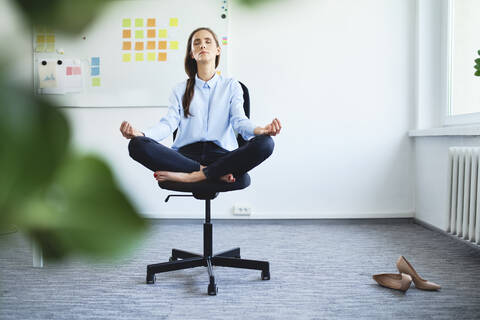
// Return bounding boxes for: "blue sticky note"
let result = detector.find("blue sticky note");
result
[91,67,100,76]
[91,57,100,66]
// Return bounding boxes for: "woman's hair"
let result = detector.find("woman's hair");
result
[182,27,220,117]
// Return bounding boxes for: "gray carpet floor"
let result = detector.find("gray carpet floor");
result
[1,219,480,320]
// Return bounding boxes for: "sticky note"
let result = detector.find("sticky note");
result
[92,77,101,87]
[147,29,156,38]
[158,41,167,50]
[147,52,156,61]
[122,41,132,50]
[135,42,144,50]
[135,53,144,61]
[73,66,82,75]
[36,35,45,43]
[158,29,167,38]
[122,19,131,28]
[170,41,178,50]
[35,44,46,52]
[147,18,156,27]
[135,30,144,39]
[158,52,167,61]
[91,67,100,76]
[147,41,155,50]
[135,18,143,27]
[91,57,100,66]
[46,43,55,52]
[123,29,131,38]
[169,18,178,27]
[46,35,55,43]
[66,67,73,75]
[122,53,131,62]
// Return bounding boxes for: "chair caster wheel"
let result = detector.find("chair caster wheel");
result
[208,283,218,296]
[169,256,177,262]
[146,274,156,284]
[261,270,270,280]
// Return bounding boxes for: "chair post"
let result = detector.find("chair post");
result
[204,199,213,258]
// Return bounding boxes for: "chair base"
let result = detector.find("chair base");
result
[146,247,270,296]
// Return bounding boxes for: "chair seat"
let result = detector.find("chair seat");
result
[158,174,251,200]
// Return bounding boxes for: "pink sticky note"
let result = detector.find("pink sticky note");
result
[73,66,81,75]
[66,67,73,75]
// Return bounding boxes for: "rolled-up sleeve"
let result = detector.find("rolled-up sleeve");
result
[229,80,255,141]
[143,90,181,142]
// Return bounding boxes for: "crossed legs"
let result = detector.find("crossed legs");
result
[128,135,274,183]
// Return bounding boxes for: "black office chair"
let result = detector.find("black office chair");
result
[145,82,270,295]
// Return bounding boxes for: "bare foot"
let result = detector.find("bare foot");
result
[154,170,205,183]
[220,174,236,183]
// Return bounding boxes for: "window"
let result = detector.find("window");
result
[446,0,480,125]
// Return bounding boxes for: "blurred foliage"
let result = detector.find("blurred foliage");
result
[475,50,480,77]
[0,0,146,261]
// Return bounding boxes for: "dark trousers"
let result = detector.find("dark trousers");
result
[128,135,274,180]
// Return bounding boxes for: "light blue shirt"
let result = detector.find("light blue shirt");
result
[143,73,256,151]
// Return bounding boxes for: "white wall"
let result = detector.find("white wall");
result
[10,0,418,219]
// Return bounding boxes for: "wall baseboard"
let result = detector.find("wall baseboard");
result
[414,218,480,251]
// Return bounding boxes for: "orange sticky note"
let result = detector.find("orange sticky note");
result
[122,41,132,50]
[123,29,131,38]
[158,52,167,61]
[158,41,167,50]
[147,41,155,50]
[147,18,156,27]
[135,42,144,50]
[147,29,156,38]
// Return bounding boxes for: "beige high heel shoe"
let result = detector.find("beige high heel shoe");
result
[396,256,441,291]
[372,273,412,292]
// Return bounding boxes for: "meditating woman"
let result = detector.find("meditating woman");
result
[120,27,281,184]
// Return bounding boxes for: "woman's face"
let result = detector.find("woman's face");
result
[190,29,220,63]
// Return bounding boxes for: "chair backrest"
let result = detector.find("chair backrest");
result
[173,81,250,147]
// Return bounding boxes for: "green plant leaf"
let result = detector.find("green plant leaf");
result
[475,70,480,77]
[475,64,480,70]
[15,153,147,259]
[0,82,70,218]
[475,58,480,64]
[13,0,113,34]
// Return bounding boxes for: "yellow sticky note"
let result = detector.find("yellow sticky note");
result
[158,41,167,50]
[158,52,167,61]
[147,41,155,50]
[147,29,156,38]
[122,41,132,50]
[122,19,131,28]
[147,52,156,61]
[170,41,178,50]
[46,35,55,43]
[135,18,143,27]
[35,44,46,52]
[135,42,144,50]
[135,30,144,39]
[147,18,156,27]
[92,77,101,87]
[46,43,55,52]
[122,53,131,62]
[169,18,178,27]
[158,29,167,38]
[135,52,144,61]
[123,29,131,38]
[36,35,45,43]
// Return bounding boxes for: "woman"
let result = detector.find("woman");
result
[120,27,281,184]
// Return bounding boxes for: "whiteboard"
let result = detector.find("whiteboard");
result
[33,0,229,107]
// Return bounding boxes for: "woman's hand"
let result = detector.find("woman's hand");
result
[120,121,144,139]
[254,118,282,136]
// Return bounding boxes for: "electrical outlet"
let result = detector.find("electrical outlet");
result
[233,204,252,216]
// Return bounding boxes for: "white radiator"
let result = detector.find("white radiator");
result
[447,147,480,244]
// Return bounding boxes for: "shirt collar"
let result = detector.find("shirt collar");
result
[195,72,219,89]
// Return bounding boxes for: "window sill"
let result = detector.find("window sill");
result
[409,125,480,137]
